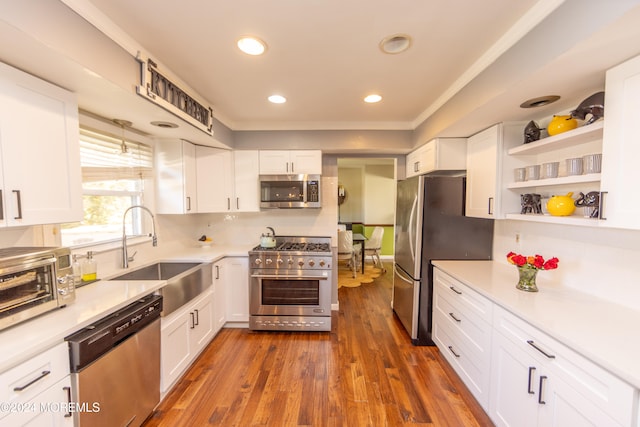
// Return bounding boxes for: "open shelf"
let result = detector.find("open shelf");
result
[505,213,600,226]
[508,121,604,156]
[507,173,601,189]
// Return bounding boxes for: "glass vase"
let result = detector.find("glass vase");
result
[516,266,538,292]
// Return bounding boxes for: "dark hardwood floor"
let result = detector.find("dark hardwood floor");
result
[143,262,494,426]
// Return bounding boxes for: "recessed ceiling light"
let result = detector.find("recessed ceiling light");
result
[364,94,382,103]
[150,121,179,128]
[520,95,561,108]
[379,34,412,54]
[268,95,287,104]
[237,37,267,55]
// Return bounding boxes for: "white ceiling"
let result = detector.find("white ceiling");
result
[85,0,542,131]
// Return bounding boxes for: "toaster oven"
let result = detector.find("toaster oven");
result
[0,247,76,331]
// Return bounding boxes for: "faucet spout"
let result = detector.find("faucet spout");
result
[122,205,158,268]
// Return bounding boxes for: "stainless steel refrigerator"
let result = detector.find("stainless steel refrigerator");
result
[393,175,494,345]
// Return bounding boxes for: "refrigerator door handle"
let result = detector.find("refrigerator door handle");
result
[408,193,419,261]
[394,264,415,284]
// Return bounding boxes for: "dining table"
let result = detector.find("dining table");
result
[352,233,366,273]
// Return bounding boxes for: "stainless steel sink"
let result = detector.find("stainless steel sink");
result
[111,262,212,316]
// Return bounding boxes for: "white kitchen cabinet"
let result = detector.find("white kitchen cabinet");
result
[432,269,493,410]
[233,151,260,212]
[160,289,214,393]
[405,138,466,178]
[195,145,234,212]
[490,304,635,427]
[0,62,82,227]
[212,261,226,334]
[0,341,72,425]
[222,257,250,324]
[465,123,522,219]
[259,150,322,175]
[600,54,640,229]
[155,139,197,214]
[0,377,74,427]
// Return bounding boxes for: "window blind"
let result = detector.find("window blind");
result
[80,128,153,181]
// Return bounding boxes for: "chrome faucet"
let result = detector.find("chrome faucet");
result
[122,205,158,268]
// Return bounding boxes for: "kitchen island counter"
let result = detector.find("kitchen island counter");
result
[432,260,640,389]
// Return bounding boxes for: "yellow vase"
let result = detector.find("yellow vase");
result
[546,192,576,216]
[547,115,578,136]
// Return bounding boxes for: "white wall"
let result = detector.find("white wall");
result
[493,220,640,310]
[363,164,395,225]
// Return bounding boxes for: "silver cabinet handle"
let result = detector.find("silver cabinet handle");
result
[447,345,460,358]
[449,286,462,295]
[63,386,72,417]
[538,375,547,404]
[12,190,22,219]
[236,197,240,210]
[448,312,461,322]
[527,340,555,359]
[186,196,191,211]
[13,370,50,391]
[527,367,536,394]
[190,312,195,329]
[215,265,220,279]
[194,309,199,326]
[599,191,608,220]
[488,197,494,215]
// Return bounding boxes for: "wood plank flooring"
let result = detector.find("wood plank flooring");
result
[143,263,494,426]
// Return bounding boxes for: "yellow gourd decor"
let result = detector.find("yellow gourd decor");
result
[547,115,578,136]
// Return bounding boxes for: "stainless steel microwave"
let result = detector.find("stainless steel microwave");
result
[260,174,321,208]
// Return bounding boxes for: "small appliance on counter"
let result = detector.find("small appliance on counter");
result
[0,246,76,331]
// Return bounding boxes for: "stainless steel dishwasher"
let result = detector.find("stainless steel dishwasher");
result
[65,294,162,427]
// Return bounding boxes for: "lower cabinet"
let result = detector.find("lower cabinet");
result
[0,342,73,426]
[433,268,638,427]
[222,257,249,324]
[160,289,214,393]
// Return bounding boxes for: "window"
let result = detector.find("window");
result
[61,128,153,247]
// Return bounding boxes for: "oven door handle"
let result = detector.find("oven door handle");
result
[251,274,328,280]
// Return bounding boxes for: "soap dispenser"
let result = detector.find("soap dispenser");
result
[81,251,97,282]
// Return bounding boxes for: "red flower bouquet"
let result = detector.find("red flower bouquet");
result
[506,252,559,292]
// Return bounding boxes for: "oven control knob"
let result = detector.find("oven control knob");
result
[254,258,262,265]
[277,258,284,266]
[58,288,68,296]
[288,258,294,265]
[308,260,315,267]
[265,258,273,265]
[319,260,326,267]
[298,259,305,267]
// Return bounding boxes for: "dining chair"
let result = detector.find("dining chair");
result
[364,226,385,271]
[337,230,359,278]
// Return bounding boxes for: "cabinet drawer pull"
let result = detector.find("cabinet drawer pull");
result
[13,370,51,391]
[447,345,460,358]
[194,309,200,326]
[487,197,494,215]
[215,265,220,279]
[63,386,72,417]
[527,366,536,394]
[190,312,195,329]
[449,286,462,295]
[538,375,547,404]
[527,340,555,359]
[448,312,461,323]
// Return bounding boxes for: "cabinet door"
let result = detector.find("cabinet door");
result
[160,311,192,393]
[0,376,74,427]
[466,125,498,219]
[233,151,260,212]
[405,149,421,178]
[155,140,197,214]
[212,262,226,333]
[290,150,322,174]
[224,257,249,323]
[601,54,640,229]
[0,63,82,226]
[190,292,214,352]
[195,146,233,212]
[259,150,290,174]
[489,331,539,427]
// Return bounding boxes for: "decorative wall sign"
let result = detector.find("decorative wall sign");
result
[136,56,214,135]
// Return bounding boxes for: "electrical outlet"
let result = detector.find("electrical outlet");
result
[515,233,520,243]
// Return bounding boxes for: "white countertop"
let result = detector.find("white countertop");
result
[0,244,253,373]
[432,260,640,389]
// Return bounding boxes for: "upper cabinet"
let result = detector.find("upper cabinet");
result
[259,150,322,175]
[466,123,522,219]
[195,146,233,212]
[599,54,640,230]
[405,138,466,178]
[0,62,82,227]
[155,140,198,214]
[233,151,260,212]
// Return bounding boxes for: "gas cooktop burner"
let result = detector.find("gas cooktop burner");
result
[250,236,332,254]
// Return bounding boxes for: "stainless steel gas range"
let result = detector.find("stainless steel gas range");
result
[249,236,332,331]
